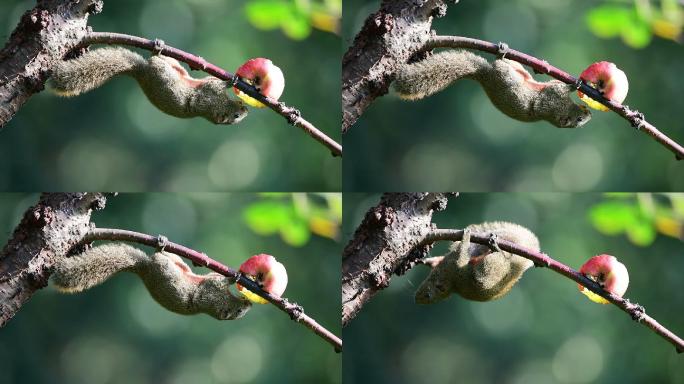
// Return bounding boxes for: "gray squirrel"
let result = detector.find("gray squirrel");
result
[415,221,540,304]
[49,47,248,125]
[52,243,251,320]
[394,50,592,128]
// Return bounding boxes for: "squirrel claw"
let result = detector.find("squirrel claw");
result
[496,42,509,58]
[156,235,168,251]
[152,39,166,55]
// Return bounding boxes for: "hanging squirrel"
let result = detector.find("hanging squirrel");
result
[394,50,592,128]
[49,47,248,125]
[415,221,540,304]
[51,243,252,320]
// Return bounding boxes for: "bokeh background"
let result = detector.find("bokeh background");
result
[0,0,341,191]
[343,0,684,191]
[343,193,684,384]
[0,193,342,384]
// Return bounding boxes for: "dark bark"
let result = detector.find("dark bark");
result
[0,0,103,128]
[341,0,457,132]
[341,192,456,326]
[0,193,107,326]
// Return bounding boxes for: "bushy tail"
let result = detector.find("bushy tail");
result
[394,50,489,100]
[52,243,147,293]
[49,47,146,97]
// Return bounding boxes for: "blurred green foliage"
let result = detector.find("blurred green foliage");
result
[343,193,684,384]
[0,0,341,191]
[343,0,684,191]
[245,0,341,40]
[0,193,341,384]
[243,192,342,246]
[586,0,683,48]
[589,193,684,246]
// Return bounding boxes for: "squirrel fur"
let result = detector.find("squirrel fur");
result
[394,50,591,128]
[415,221,540,304]
[49,47,248,125]
[52,243,251,320]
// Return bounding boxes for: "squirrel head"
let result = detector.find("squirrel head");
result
[195,273,252,320]
[192,79,249,125]
[538,82,592,128]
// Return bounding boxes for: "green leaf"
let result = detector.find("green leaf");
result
[242,201,290,235]
[245,0,291,30]
[588,202,638,235]
[621,13,653,48]
[626,219,657,246]
[281,9,311,40]
[280,216,311,246]
[586,5,631,38]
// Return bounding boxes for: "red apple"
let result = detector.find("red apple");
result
[237,254,288,304]
[233,58,285,108]
[577,61,629,111]
[577,254,629,304]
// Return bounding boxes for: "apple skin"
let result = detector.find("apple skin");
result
[237,254,288,304]
[577,61,629,111]
[233,58,285,108]
[577,254,629,304]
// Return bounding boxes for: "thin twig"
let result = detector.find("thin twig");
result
[83,228,342,352]
[425,36,684,160]
[420,228,684,353]
[79,32,342,157]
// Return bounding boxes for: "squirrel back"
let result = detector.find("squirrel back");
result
[394,50,591,128]
[415,221,539,304]
[51,243,251,320]
[49,47,248,125]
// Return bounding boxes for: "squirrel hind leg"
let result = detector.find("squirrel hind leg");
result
[394,50,487,100]
[49,47,146,97]
[51,244,146,293]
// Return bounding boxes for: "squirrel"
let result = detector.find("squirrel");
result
[49,47,248,125]
[394,50,592,128]
[415,221,540,304]
[51,243,252,320]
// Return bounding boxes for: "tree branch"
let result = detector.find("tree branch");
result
[341,0,458,133]
[420,228,684,353]
[425,35,684,160]
[341,192,457,326]
[80,32,342,157]
[0,193,108,326]
[0,0,103,127]
[83,228,342,352]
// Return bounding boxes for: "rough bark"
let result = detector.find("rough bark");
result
[341,192,457,326]
[0,193,107,326]
[341,0,458,133]
[0,0,103,128]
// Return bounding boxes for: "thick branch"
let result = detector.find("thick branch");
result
[0,0,102,127]
[0,193,107,326]
[80,32,342,157]
[421,228,684,353]
[341,192,457,326]
[84,228,342,352]
[425,36,684,160]
[341,0,458,133]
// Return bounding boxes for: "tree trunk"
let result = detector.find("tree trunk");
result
[341,0,458,132]
[0,193,107,326]
[341,192,456,326]
[0,0,103,128]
